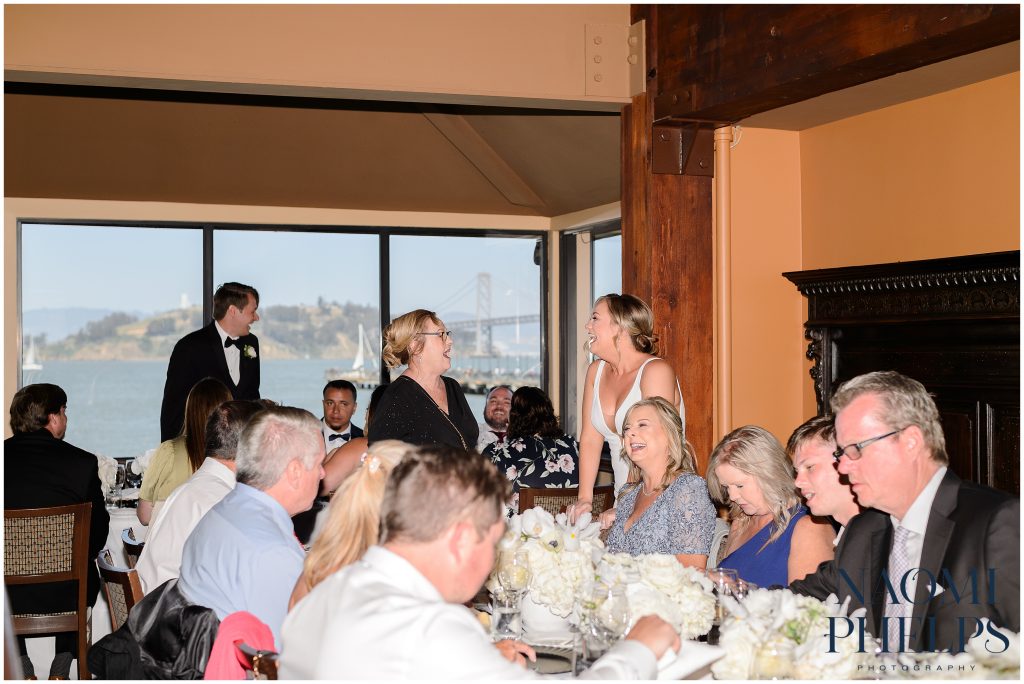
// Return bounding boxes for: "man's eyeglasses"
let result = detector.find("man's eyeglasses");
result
[832,427,906,462]
[418,330,454,341]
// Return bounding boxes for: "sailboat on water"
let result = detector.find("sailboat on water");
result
[22,337,43,372]
[324,324,380,386]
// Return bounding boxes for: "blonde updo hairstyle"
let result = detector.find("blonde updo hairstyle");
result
[589,294,659,356]
[297,440,415,595]
[706,425,800,549]
[621,397,696,493]
[381,309,444,370]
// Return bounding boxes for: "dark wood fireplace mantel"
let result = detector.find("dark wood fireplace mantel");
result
[784,251,1020,494]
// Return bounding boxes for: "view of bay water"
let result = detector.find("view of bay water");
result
[25,359,506,459]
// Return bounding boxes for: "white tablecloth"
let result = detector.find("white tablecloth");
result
[23,507,146,679]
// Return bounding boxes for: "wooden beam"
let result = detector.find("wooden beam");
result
[622,92,715,474]
[652,4,1021,124]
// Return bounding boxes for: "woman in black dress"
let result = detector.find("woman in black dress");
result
[367,309,479,449]
[484,386,579,517]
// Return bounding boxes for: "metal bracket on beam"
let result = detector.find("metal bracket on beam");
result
[651,123,715,176]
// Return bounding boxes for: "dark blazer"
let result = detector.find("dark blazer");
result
[4,430,110,612]
[160,322,260,441]
[790,469,1019,653]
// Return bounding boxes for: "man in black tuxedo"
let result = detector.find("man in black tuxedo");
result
[790,371,1019,654]
[160,282,261,441]
[4,383,110,679]
[320,379,363,446]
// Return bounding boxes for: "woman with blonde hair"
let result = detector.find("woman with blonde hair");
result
[138,377,232,525]
[603,398,715,569]
[289,439,414,609]
[366,309,478,449]
[569,293,683,524]
[707,425,835,586]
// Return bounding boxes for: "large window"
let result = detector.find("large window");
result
[20,224,203,458]
[213,229,381,419]
[389,234,544,417]
[592,232,622,298]
[19,223,544,458]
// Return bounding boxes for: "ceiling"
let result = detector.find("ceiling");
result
[4,41,1017,217]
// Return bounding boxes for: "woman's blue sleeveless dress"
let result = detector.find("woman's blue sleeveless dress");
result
[718,506,808,587]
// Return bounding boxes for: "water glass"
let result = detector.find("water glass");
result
[575,584,629,672]
[490,592,523,641]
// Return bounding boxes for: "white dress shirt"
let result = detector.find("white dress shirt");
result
[887,467,947,623]
[136,457,236,593]
[477,424,502,452]
[279,545,657,680]
[322,419,352,448]
[214,320,241,386]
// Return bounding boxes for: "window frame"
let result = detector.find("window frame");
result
[17,219,549,393]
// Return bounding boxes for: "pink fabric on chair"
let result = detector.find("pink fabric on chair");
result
[203,611,275,680]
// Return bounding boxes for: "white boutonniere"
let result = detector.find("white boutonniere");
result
[243,345,257,359]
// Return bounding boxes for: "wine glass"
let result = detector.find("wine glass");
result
[576,583,629,670]
[497,548,531,598]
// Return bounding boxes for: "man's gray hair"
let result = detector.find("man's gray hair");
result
[831,371,948,465]
[235,406,323,489]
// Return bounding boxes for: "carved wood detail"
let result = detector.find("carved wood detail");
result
[785,251,1020,495]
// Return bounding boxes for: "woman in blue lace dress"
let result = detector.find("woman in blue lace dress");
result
[604,398,716,570]
[484,386,578,518]
[707,425,835,587]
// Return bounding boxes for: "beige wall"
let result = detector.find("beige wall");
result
[727,128,806,444]
[5,4,631,109]
[728,72,1020,430]
[801,72,1020,270]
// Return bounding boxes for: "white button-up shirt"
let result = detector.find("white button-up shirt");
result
[280,545,657,679]
[214,320,241,386]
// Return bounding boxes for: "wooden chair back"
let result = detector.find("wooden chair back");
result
[518,484,615,517]
[235,641,279,680]
[121,527,144,568]
[4,502,93,680]
[96,549,144,631]
[706,517,731,570]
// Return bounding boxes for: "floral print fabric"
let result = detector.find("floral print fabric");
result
[484,434,580,518]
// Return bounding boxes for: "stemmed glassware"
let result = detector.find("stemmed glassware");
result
[491,548,531,641]
[575,583,630,672]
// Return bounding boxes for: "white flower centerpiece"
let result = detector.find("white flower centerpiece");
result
[594,553,716,641]
[712,588,879,679]
[488,506,603,641]
[96,453,119,493]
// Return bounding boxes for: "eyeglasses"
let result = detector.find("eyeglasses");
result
[417,330,454,341]
[832,427,906,462]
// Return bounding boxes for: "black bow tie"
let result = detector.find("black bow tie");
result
[224,337,244,350]
[328,433,351,443]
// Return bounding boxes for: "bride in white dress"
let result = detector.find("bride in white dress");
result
[568,293,684,525]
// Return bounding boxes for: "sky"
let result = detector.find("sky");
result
[22,223,543,319]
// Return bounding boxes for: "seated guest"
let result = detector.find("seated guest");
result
[4,383,109,679]
[178,406,325,647]
[136,400,266,593]
[138,377,232,524]
[603,398,716,570]
[367,309,478,449]
[787,415,861,543]
[289,440,413,609]
[791,371,1019,653]
[707,425,835,587]
[477,384,512,451]
[279,445,680,679]
[484,386,579,517]
[319,383,389,496]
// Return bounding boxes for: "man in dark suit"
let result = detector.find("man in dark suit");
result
[4,383,110,679]
[790,371,1019,654]
[160,282,261,441]
[320,379,363,446]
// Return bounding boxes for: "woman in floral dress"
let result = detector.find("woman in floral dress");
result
[484,386,578,518]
